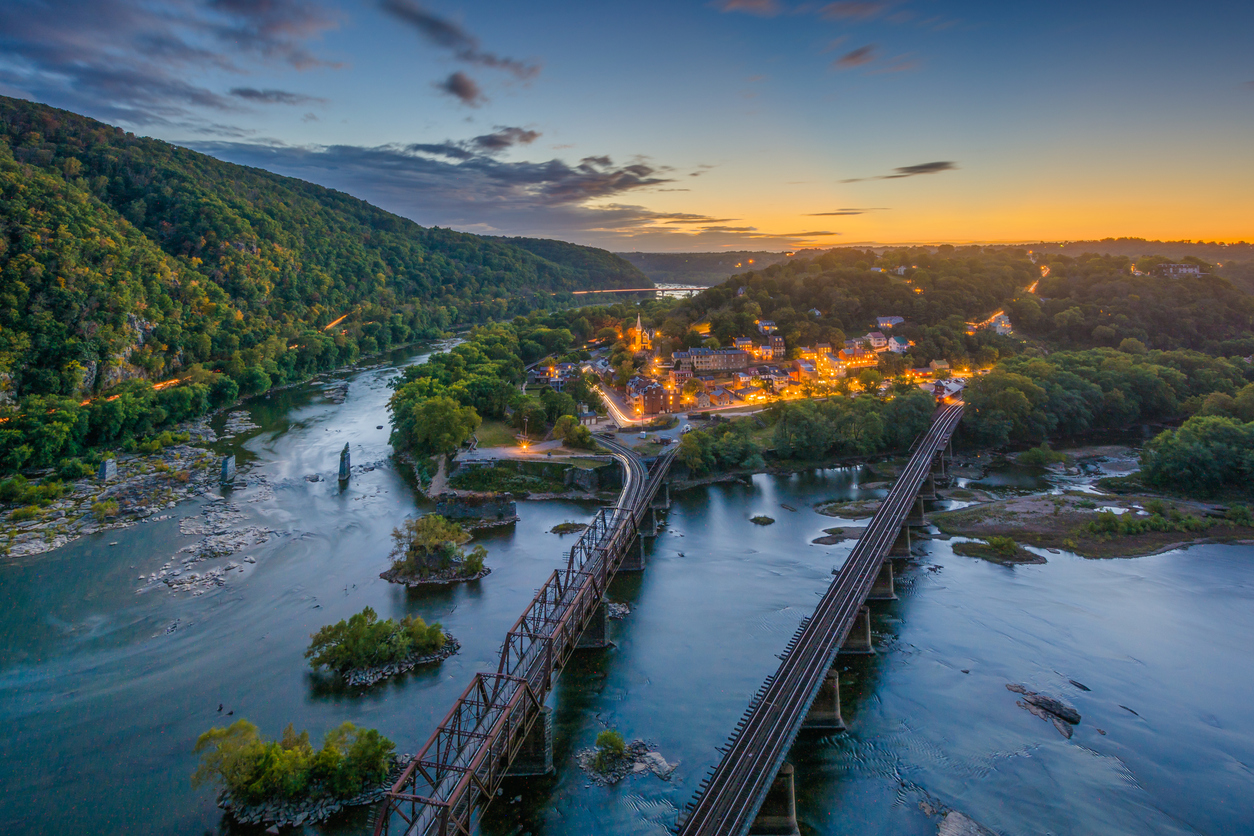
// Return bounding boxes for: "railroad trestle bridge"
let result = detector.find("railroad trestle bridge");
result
[374,437,676,836]
[375,400,962,836]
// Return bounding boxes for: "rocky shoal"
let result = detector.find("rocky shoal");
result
[219,754,413,828]
[1,440,222,559]
[379,566,492,587]
[576,739,677,786]
[341,636,461,687]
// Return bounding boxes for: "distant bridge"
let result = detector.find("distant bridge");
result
[557,286,704,297]
[677,400,965,836]
[374,438,677,836]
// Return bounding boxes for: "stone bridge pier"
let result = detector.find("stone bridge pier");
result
[748,763,800,836]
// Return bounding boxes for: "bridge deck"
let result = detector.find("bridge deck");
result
[375,440,677,836]
[677,401,965,836]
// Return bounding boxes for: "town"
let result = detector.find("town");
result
[529,310,997,425]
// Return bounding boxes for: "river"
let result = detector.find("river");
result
[1,347,1252,835]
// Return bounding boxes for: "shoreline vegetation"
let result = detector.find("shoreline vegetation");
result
[380,514,490,586]
[306,606,458,688]
[932,493,1254,559]
[193,719,400,828]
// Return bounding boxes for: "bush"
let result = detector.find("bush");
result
[10,505,41,522]
[306,606,445,673]
[750,515,775,525]
[1018,442,1068,467]
[1226,504,1254,526]
[986,535,1019,557]
[592,729,626,772]
[193,719,395,804]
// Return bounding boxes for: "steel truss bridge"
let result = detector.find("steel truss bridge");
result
[374,437,677,836]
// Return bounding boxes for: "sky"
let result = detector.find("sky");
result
[1,0,1251,252]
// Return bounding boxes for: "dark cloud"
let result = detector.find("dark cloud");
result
[380,0,540,80]
[841,161,957,182]
[435,71,485,106]
[408,126,540,158]
[229,87,327,105]
[0,0,338,129]
[193,139,832,250]
[834,45,878,69]
[806,207,889,215]
[712,0,784,16]
[470,127,540,152]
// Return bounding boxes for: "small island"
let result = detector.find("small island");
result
[750,515,775,526]
[576,729,677,785]
[380,514,490,586]
[306,606,458,687]
[193,718,405,828]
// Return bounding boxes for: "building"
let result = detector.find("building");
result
[876,316,905,329]
[864,331,889,351]
[1157,263,1202,277]
[887,336,910,353]
[791,359,817,382]
[733,337,754,351]
[929,359,951,373]
[708,387,739,407]
[838,345,877,369]
[757,320,778,335]
[673,347,751,373]
[770,335,786,355]
[668,367,693,388]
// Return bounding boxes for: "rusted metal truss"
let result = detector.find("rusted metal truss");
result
[374,448,677,836]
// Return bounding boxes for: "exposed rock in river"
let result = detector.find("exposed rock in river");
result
[1007,683,1081,738]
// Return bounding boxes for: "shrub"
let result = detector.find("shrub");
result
[1226,504,1254,526]
[592,729,626,772]
[750,515,775,525]
[986,535,1019,558]
[1018,442,1068,467]
[306,606,446,673]
[91,500,119,522]
[10,505,41,522]
[193,719,395,804]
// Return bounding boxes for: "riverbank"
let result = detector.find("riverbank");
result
[931,493,1254,558]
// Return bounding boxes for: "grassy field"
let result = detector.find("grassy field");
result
[476,420,518,449]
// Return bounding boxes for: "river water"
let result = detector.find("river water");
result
[2,348,1252,836]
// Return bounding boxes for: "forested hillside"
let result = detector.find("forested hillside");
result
[0,96,647,404]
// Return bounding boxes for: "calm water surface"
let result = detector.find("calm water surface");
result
[1,351,1251,835]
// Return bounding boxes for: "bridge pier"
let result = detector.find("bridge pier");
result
[839,605,874,655]
[576,603,610,649]
[919,471,938,500]
[620,533,647,571]
[506,706,554,776]
[867,560,896,601]
[748,763,801,836]
[906,495,926,526]
[802,668,845,732]
[889,524,911,557]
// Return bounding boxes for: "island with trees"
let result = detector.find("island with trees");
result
[306,606,457,688]
[380,514,489,586]
[193,719,402,828]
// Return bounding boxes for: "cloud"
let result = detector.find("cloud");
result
[193,138,836,250]
[435,71,485,106]
[841,161,957,182]
[820,1,896,21]
[712,0,784,16]
[409,126,540,158]
[0,0,338,129]
[469,127,541,152]
[806,207,889,215]
[380,0,540,79]
[229,87,327,105]
[868,54,920,74]
[834,45,877,69]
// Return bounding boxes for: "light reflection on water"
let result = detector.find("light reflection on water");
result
[0,353,1250,836]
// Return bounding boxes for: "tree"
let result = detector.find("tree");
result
[394,396,480,455]
[388,515,485,579]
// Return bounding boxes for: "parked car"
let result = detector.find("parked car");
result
[639,431,648,439]
[681,424,693,434]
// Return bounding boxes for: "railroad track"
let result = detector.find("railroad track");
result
[678,401,964,836]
